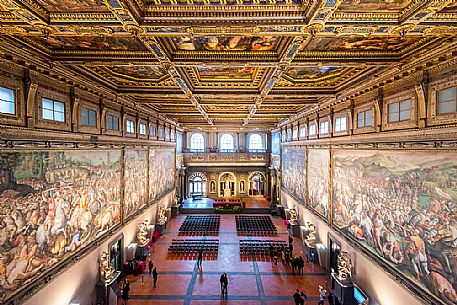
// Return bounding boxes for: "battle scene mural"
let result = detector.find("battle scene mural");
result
[333,150,457,305]
[0,150,121,303]
[281,148,306,203]
[171,36,279,51]
[124,150,148,220]
[308,149,330,219]
[149,149,174,202]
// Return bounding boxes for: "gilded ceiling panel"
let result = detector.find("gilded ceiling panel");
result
[170,36,279,52]
[284,66,344,81]
[440,2,457,13]
[197,66,256,80]
[35,0,111,12]
[337,0,410,12]
[21,35,148,52]
[303,36,421,52]
[105,65,168,81]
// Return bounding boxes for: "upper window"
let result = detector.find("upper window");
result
[80,107,97,127]
[220,134,235,151]
[309,123,316,136]
[292,127,298,139]
[334,116,347,132]
[286,129,292,141]
[0,86,15,115]
[388,99,411,123]
[190,133,205,151]
[299,126,306,138]
[437,87,456,115]
[107,114,119,131]
[140,123,147,135]
[357,109,373,128]
[42,98,65,122]
[126,119,135,133]
[249,134,263,150]
[150,125,156,137]
[320,121,329,134]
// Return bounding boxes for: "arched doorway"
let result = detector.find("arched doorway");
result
[248,172,265,196]
[188,172,207,198]
[218,172,236,198]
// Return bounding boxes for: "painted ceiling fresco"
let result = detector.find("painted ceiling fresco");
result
[337,0,410,11]
[35,0,110,12]
[24,35,148,51]
[106,66,168,81]
[171,36,279,52]
[285,67,344,80]
[197,67,256,80]
[303,36,420,52]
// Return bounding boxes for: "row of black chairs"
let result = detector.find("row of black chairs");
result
[168,239,219,257]
[235,215,277,235]
[179,215,220,235]
[239,239,287,256]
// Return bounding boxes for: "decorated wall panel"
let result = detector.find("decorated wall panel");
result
[308,149,330,220]
[0,149,121,303]
[149,149,175,202]
[281,148,306,203]
[332,149,457,305]
[124,150,148,220]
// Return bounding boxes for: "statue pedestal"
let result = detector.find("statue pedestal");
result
[304,240,318,263]
[331,273,356,305]
[156,221,167,235]
[289,222,300,237]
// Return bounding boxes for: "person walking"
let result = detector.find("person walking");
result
[327,291,335,305]
[148,259,154,276]
[292,289,304,305]
[121,279,130,305]
[220,272,228,297]
[318,285,326,305]
[197,249,203,268]
[152,267,158,288]
[298,256,305,275]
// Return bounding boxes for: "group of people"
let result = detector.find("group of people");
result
[121,259,158,304]
[293,285,336,305]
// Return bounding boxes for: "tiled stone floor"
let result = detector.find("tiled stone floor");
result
[119,214,329,305]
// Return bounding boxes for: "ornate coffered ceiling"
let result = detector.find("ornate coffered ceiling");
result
[0,0,456,129]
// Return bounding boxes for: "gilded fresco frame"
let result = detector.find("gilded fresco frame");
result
[329,146,457,305]
[0,142,176,305]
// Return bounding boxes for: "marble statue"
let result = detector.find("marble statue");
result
[288,205,298,222]
[305,222,316,247]
[337,251,352,281]
[158,204,167,224]
[99,251,115,284]
[137,219,150,247]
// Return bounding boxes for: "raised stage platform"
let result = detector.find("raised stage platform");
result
[181,197,271,214]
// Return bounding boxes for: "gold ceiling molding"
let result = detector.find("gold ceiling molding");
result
[334,26,378,37]
[186,26,261,36]
[424,25,457,35]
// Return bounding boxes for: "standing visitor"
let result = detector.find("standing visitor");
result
[197,249,203,268]
[148,259,153,276]
[220,272,228,297]
[298,256,305,275]
[318,285,326,305]
[122,279,130,305]
[152,267,158,288]
[292,289,304,305]
[327,291,335,305]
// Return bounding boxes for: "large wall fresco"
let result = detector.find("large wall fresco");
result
[0,150,121,303]
[308,149,330,219]
[149,149,175,202]
[333,150,457,305]
[281,148,306,203]
[124,150,148,220]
